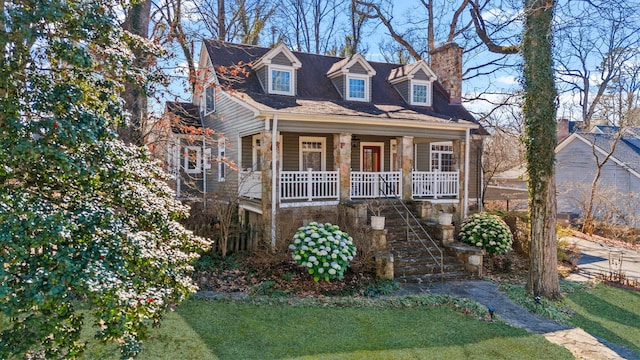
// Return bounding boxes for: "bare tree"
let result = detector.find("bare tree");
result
[554,0,640,129]
[273,0,346,54]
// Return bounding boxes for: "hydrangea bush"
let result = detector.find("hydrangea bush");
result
[289,222,356,282]
[459,213,513,254]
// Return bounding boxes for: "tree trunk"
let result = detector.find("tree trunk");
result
[121,0,151,146]
[218,0,226,40]
[522,0,560,299]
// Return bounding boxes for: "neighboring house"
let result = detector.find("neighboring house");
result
[166,40,487,242]
[556,127,640,228]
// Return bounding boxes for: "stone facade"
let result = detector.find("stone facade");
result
[429,43,463,104]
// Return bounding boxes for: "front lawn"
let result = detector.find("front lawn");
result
[565,284,640,355]
[79,296,572,360]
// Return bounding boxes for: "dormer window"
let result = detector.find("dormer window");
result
[411,80,431,106]
[270,66,293,95]
[251,44,302,96]
[347,75,368,101]
[327,54,376,102]
[388,60,437,107]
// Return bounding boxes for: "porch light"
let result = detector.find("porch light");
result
[351,135,360,148]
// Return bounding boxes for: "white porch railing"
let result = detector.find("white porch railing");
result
[239,170,262,199]
[280,170,339,201]
[350,171,401,198]
[240,170,458,202]
[412,171,459,199]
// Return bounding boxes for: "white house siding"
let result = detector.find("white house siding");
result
[203,93,262,198]
[556,139,640,224]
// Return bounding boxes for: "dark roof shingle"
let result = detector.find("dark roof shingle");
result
[203,40,486,134]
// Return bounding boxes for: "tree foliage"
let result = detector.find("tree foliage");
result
[0,0,207,358]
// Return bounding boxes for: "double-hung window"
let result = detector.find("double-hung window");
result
[347,75,368,101]
[299,136,326,171]
[184,146,202,174]
[430,142,454,172]
[411,80,431,106]
[270,66,293,95]
[204,86,215,114]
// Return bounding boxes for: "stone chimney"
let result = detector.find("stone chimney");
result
[429,43,463,105]
[557,118,569,143]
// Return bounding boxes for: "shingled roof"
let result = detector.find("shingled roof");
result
[578,132,640,175]
[203,40,486,134]
[165,101,202,134]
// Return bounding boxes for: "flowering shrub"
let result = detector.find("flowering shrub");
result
[459,213,513,254]
[289,222,356,282]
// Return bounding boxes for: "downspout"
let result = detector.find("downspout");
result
[271,114,278,248]
[203,135,207,207]
[464,128,470,218]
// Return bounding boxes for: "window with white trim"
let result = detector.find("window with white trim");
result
[217,142,225,181]
[203,147,212,170]
[411,80,432,106]
[167,140,180,176]
[347,75,369,101]
[184,146,202,174]
[269,66,294,95]
[299,136,326,171]
[430,141,454,172]
[204,86,215,114]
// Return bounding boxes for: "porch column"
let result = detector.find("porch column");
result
[400,136,414,201]
[333,133,352,202]
[260,130,273,241]
[453,138,466,223]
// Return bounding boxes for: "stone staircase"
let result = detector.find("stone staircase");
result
[372,200,477,283]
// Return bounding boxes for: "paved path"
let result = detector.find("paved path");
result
[564,236,640,282]
[394,280,638,360]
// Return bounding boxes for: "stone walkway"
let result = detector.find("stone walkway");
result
[394,280,638,360]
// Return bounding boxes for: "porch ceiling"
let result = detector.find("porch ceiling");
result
[276,119,469,139]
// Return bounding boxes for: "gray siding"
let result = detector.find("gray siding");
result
[556,139,640,218]
[272,52,292,66]
[241,136,253,170]
[202,93,262,198]
[468,138,483,201]
[415,143,430,171]
[413,69,430,81]
[331,76,345,98]
[257,67,267,92]
[350,62,368,74]
[394,81,409,103]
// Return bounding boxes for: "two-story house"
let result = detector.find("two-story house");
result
[166,40,486,246]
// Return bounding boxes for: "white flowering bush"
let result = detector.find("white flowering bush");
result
[459,213,513,255]
[289,222,356,282]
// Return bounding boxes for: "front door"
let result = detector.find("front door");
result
[362,145,381,172]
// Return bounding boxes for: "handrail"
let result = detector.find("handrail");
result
[377,175,444,280]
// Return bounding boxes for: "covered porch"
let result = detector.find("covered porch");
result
[238,128,470,210]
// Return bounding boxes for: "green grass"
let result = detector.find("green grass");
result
[564,284,640,355]
[78,296,571,360]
